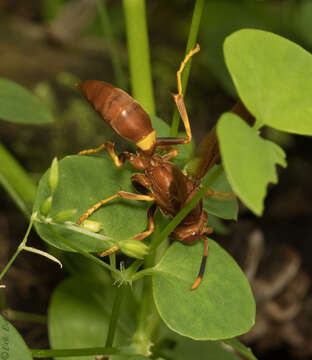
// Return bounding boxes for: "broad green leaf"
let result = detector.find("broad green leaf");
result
[49,276,137,360]
[206,214,228,235]
[203,166,238,220]
[153,240,255,340]
[169,338,240,360]
[0,78,54,124]
[33,155,149,251]
[0,315,32,360]
[155,326,240,360]
[224,29,312,134]
[217,112,286,215]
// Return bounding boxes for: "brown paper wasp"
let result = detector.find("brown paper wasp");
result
[77,45,253,290]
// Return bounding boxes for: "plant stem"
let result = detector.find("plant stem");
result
[0,142,36,218]
[131,266,154,282]
[97,0,127,90]
[0,219,33,282]
[4,309,47,324]
[105,286,126,349]
[131,231,161,355]
[123,0,155,114]
[0,248,21,283]
[47,224,120,275]
[170,0,206,137]
[224,338,257,360]
[152,165,222,250]
[31,346,135,358]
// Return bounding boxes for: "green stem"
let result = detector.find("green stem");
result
[31,346,135,359]
[170,0,206,137]
[224,338,257,360]
[0,248,21,283]
[105,286,126,349]
[131,266,155,282]
[0,142,36,217]
[131,231,161,355]
[97,0,127,89]
[130,168,222,354]
[123,0,155,114]
[152,165,222,250]
[0,219,33,282]
[4,309,47,324]
[47,224,120,275]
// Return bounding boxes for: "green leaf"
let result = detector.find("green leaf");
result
[156,325,240,360]
[203,166,238,220]
[33,155,149,252]
[169,338,240,360]
[49,276,137,360]
[0,78,54,124]
[217,112,286,215]
[0,315,32,360]
[206,214,228,235]
[153,240,255,340]
[224,29,312,134]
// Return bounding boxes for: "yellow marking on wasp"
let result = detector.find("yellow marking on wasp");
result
[136,130,156,151]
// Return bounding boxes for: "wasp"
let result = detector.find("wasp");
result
[77,45,253,290]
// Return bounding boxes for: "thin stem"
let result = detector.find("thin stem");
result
[97,0,127,89]
[152,165,222,251]
[123,0,155,114]
[4,309,47,324]
[131,267,155,282]
[105,286,126,349]
[31,346,135,359]
[131,231,161,355]
[0,248,22,283]
[0,220,33,282]
[109,253,116,275]
[35,217,114,245]
[170,0,206,137]
[0,142,36,218]
[224,338,257,360]
[22,246,62,268]
[47,224,120,275]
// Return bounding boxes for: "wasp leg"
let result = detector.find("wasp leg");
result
[78,190,154,224]
[99,203,157,257]
[206,189,236,200]
[204,226,214,235]
[191,235,209,291]
[78,141,131,168]
[156,45,200,148]
[161,149,179,161]
[131,173,151,194]
[132,203,157,240]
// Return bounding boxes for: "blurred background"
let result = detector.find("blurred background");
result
[1,0,312,359]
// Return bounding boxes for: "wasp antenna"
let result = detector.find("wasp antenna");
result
[191,236,209,290]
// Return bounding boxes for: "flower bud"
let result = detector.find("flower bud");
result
[80,219,102,233]
[53,209,77,223]
[119,239,149,259]
[49,157,59,195]
[40,196,53,216]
